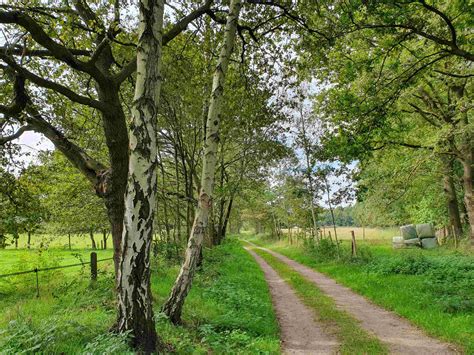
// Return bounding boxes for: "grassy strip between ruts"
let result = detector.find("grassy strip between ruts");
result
[0,238,280,354]
[250,246,388,355]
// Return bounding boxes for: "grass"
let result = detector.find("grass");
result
[281,226,399,241]
[249,235,474,354]
[250,246,388,355]
[0,238,280,354]
[2,232,111,250]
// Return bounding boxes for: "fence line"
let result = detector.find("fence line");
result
[0,253,114,297]
[0,257,114,279]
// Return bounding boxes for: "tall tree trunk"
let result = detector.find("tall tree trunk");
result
[324,177,339,248]
[157,149,172,258]
[27,231,31,249]
[162,0,242,324]
[89,229,97,250]
[102,230,108,250]
[299,112,319,240]
[116,0,164,352]
[220,197,234,241]
[461,152,474,244]
[441,155,463,237]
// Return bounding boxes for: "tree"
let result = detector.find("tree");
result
[0,168,45,248]
[299,0,473,241]
[0,0,214,275]
[115,0,164,351]
[162,0,242,324]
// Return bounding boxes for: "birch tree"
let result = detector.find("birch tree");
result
[162,0,242,324]
[116,0,164,351]
[0,0,213,277]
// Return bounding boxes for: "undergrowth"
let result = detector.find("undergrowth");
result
[303,238,474,314]
[0,238,279,354]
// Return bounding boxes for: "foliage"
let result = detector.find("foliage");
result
[0,168,46,247]
[366,253,474,314]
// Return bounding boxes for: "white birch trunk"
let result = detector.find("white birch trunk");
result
[116,0,164,352]
[162,0,242,324]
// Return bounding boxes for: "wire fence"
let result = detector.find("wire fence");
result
[0,252,114,297]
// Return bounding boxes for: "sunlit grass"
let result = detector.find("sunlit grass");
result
[0,238,280,354]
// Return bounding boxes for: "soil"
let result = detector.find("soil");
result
[245,247,339,354]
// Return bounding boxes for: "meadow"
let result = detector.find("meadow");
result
[0,238,280,354]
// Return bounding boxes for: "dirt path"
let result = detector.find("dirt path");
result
[245,247,339,354]
[253,244,459,355]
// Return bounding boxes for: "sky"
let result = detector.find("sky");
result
[13,131,54,166]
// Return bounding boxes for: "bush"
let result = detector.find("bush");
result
[366,255,434,275]
[304,238,339,261]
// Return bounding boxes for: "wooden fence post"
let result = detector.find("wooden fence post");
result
[90,252,97,281]
[35,268,40,297]
[351,230,357,257]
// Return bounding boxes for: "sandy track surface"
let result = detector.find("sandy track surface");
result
[245,247,339,354]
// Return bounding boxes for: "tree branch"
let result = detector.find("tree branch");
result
[0,73,29,116]
[25,105,107,186]
[113,0,213,84]
[0,125,32,145]
[0,46,91,57]
[0,10,108,82]
[0,54,109,111]
[417,0,457,45]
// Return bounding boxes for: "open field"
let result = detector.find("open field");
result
[2,233,110,250]
[281,226,399,241]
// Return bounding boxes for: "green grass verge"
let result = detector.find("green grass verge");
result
[0,239,280,354]
[249,236,473,354]
[251,246,388,355]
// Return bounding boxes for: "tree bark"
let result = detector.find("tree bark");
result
[89,229,97,250]
[440,155,463,237]
[220,197,234,241]
[27,231,31,249]
[116,0,164,352]
[461,152,474,244]
[162,0,242,324]
[299,111,319,240]
[102,230,107,249]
